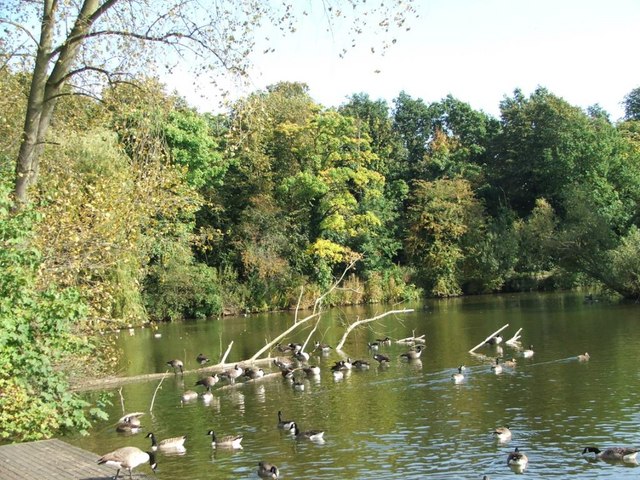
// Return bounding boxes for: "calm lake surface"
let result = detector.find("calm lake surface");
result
[67,292,640,479]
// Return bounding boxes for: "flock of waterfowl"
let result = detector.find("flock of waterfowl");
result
[99,330,635,479]
[477,332,636,476]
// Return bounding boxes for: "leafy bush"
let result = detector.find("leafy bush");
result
[144,244,222,320]
[0,182,102,442]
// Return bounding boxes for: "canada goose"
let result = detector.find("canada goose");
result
[167,359,184,374]
[146,432,186,451]
[486,334,503,346]
[97,446,156,479]
[507,447,528,469]
[289,342,303,354]
[195,374,219,389]
[491,357,503,374]
[277,411,295,430]
[115,412,144,433]
[582,446,639,462]
[368,341,380,350]
[314,341,332,353]
[376,336,392,345]
[222,364,244,383]
[400,345,424,360]
[331,360,348,371]
[303,365,321,376]
[257,461,280,479]
[275,343,293,353]
[115,420,143,434]
[196,353,210,365]
[207,430,243,449]
[294,350,310,362]
[577,352,590,362]
[523,345,534,358]
[373,353,390,364]
[244,367,265,380]
[181,390,198,402]
[200,387,214,404]
[353,359,370,370]
[493,425,512,442]
[289,421,325,441]
[273,357,294,371]
[118,412,143,426]
[503,358,517,368]
[452,366,465,383]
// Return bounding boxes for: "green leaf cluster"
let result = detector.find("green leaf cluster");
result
[0,179,96,442]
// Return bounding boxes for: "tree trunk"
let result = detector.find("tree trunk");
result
[13,0,104,208]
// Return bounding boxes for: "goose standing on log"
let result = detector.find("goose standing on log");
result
[167,359,184,374]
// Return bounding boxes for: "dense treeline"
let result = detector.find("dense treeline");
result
[3,64,640,440]
[4,73,640,323]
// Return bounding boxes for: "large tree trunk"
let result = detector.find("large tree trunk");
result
[13,0,104,208]
[13,2,57,207]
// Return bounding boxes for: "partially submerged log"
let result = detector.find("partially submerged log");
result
[71,261,355,392]
[335,309,415,351]
[396,331,426,345]
[505,328,523,346]
[468,324,510,354]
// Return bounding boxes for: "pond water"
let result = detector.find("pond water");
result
[67,292,640,479]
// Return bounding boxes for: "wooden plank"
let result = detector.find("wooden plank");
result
[0,439,151,479]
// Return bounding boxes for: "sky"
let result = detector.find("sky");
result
[167,0,640,121]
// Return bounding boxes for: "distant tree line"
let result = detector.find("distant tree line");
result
[4,72,640,326]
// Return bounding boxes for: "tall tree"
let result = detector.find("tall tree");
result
[1,0,416,207]
[405,178,485,297]
[623,86,640,121]
[491,88,601,216]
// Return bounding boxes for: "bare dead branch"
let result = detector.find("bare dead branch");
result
[468,324,510,353]
[335,308,414,351]
[219,341,234,365]
[149,371,168,413]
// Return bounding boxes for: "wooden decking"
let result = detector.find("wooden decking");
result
[0,439,150,479]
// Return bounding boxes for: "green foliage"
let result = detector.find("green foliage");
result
[144,244,222,320]
[514,198,558,274]
[163,109,227,189]
[608,226,640,298]
[623,86,640,121]
[406,178,484,296]
[0,181,97,442]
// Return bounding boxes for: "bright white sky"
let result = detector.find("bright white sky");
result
[168,0,640,121]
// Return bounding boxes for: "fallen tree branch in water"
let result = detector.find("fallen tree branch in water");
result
[468,324,510,353]
[505,327,523,346]
[301,318,321,353]
[219,341,234,365]
[335,309,415,351]
[396,330,426,345]
[149,371,168,413]
[72,262,357,392]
